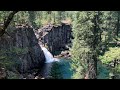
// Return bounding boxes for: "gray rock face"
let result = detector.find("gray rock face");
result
[0,25,45,73]
[35,23,72,55]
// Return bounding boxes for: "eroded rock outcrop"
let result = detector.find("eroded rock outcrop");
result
[0,25,45,73]
[35,23,72,55]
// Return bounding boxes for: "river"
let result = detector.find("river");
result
[38,45,72,79]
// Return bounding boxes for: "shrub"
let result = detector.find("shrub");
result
[99,47,120,79]
[99,47,120,64]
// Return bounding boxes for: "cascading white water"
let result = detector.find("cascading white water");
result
[39,45,59,78]
[40,45,59,63]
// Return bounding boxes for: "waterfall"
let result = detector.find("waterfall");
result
[40,45,59,63]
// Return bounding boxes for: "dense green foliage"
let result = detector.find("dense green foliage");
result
[70,11,102,79]
[70,11,120,79]
[99,47,120,79]
[99,47,120,64]
[1,11,120,79]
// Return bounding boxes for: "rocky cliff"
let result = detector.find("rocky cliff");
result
[35,23,72,56]
[0,25,45,73]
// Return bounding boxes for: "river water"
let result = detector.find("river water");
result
[39,45,59,78]
[38,45,73,79]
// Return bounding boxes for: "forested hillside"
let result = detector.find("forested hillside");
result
[0,11,120,79]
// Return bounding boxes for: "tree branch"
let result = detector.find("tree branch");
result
[0,11,18,37]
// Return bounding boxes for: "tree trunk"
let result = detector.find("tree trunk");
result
[87,61,97,79]
[87,11,101,79]
[116,11,120,37]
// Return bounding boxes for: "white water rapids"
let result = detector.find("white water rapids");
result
[40,45,59,63]
[39,45,59,78]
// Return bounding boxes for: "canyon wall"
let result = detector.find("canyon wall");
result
[35,23,72,56]
[0,25,45,73]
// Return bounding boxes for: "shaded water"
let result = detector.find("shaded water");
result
[39,45,59,78]
[58,59,73,79]
[39,63,53,78]
[39,45,72,79]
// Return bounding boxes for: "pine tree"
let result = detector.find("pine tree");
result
[28,11,36,28]
[71,11,102,79]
